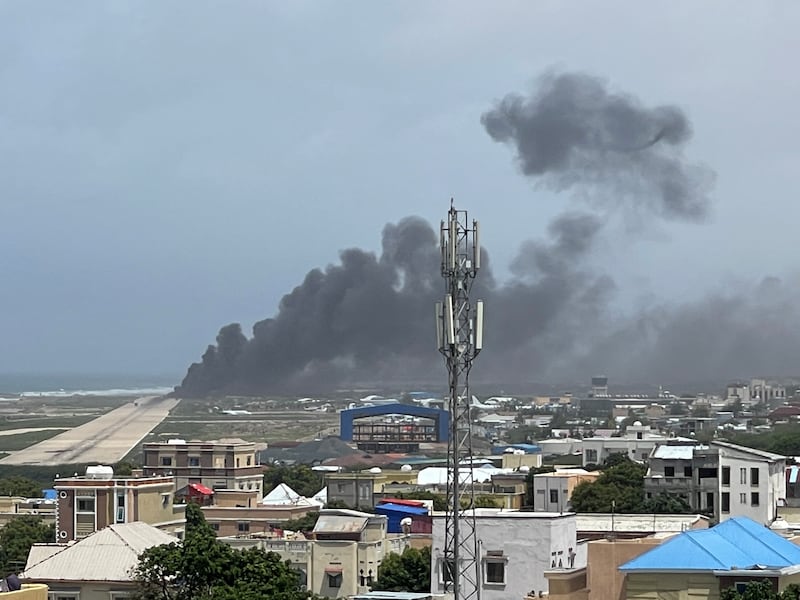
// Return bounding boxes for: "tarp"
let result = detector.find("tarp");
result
[189,483,214,495]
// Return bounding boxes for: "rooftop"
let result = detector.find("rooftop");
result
[577,513,709,533]
[620,517,800,572]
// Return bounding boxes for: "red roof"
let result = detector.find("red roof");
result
[189,482,214,495]
[379,498,426,507]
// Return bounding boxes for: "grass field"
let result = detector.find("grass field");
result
[0,429,68,451]
[0,415,95,431]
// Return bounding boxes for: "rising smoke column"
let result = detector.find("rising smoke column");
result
[177,69,716,396]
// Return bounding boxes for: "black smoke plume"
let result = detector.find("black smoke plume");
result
[175,69,747,397]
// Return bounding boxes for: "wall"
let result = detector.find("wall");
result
[624,572,719,600]
[0,584,48,600]
[587,538,662,600]
[42,583,136,600]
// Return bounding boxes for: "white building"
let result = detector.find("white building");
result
[581,422,674,466]
[430,509,584,599]
[644,440,786,525]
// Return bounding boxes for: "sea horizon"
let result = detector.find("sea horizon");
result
[0,372,180,397]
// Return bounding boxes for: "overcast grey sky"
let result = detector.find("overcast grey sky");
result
[1,2,799,380]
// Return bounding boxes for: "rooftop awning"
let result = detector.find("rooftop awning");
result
[189,483,214,495]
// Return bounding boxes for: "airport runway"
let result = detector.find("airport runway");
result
[0,396,179,466]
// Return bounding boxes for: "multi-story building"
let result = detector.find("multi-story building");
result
[53,466,181,541]
[142,438,264,495]
[223,509,409,599]
[644,440,786,524]
[430,509,584,599]
[581,422,673,466]
[531,469,600,512]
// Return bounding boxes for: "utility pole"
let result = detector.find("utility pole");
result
[436,201,484,600]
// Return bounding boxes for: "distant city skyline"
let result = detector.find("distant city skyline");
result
[2,3,799,386]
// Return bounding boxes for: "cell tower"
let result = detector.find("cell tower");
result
[436,201,484,600]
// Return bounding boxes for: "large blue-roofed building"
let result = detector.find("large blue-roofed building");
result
[339,403,449,453]
[619,517,800,598]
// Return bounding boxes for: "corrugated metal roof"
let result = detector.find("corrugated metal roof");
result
[621,517,800,572]
[23,522,177,582]
[313,514,368,533]
[374,503,428,515]
[652,445,701,460]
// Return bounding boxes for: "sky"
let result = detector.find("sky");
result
[1,2,799,384]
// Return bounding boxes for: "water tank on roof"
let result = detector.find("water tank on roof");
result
[633,421,642,427]
[168,438,187,444]
[400,464,412,472]
[369,467,382,474]
[85,465,114,480]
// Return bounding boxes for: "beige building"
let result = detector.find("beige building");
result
[23,522,177,600]
[142,438,264,495]
[0,584,48,600]
[53,468,181,542]
[531,469,600,512]
[224,509,409,599]
[0,497,55,528]
[200,489,319,537]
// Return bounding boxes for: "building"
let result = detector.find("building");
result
[223,509,409,599]
[644,440,786,524]
[324,471,385,509]
[23,521,177,600]
[430,509,584,599]
[620,517,800,598]
[0,584,48,600]
[339,403,449,454]
[531,470,600,512]
[53,467,181,542]
[581,422,672,466]
[142,438,264,495]
[575,513,709,541]
[0,496,55,529]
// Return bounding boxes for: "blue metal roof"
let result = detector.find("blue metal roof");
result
[339,403,449,442]
[621,517,800,572]
[375,503,429,515]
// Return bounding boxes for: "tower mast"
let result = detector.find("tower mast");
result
[436,201,484,600]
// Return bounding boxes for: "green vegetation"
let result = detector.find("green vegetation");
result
[263,465,323,498]
[722,423,800,456]
[0,515,55,574]
[720,580,800,600]
[392,490,447,511]
[0,476,43,497]
[0,415,94,431]
[373,546,431,593]
[0,429,67,451]
[570,454,692,514]
[134,503,313,600]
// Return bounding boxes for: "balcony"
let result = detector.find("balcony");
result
[0,584,48,600]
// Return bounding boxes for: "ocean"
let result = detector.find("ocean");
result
[0,373,178,397]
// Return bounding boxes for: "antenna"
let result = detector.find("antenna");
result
[436,202,484,600]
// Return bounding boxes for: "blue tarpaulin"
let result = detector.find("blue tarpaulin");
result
[375,503,428,533]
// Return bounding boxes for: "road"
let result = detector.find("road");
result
[0,396,179,466]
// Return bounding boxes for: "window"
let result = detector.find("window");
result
[752,492,760,506]
[441,559,455,584]
[536,489,545,495]
[485,561,506,584]
[684,466,693,477]
[636,431,643,440]
[722,492,730,512]
[160,457,172,466]
[722,466,731,486]
[664,466,675,477]
[247,456,252,466]
[188,457,200,467]
[584,449,598,463]
[236,458,240,468]
[76,498,95,512]
[751,468,760,486]
[237,521,250,533]
[740,493,747,504]
[337,483,346,494]
[49,594,80,600]
[211,522,220,531]
[359,484,370,500]
[549,489,559,503]
[327,573,342,588]
[740,468,747,484]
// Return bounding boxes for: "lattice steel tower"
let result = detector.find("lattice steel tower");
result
[436,201,484,600]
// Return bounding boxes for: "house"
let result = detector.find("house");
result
[53,467,182,542]
[531,469,599,512]
[580,422,673,466]
[620,517,800,598]
[223,509,409,599]
[201,488,319,537]
[430,509,584,599]
[644,440,786,524]
[142,438,264,494]
[22,522,177,599]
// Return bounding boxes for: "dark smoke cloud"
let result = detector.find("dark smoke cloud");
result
[180,69,800,397]
[481,70,714,221]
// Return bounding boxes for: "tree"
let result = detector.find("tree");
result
[393,491,447,511]
[720,580,800,600]
[263,465,323,499]
[373,546,431,593]
[133,503,310,600]
[283,512,320,533]
[0,515,55,574]
[0,476,42,498]
[570,455,691,514]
